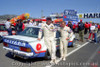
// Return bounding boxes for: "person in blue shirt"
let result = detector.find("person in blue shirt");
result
[78,19,85,42]
[94,24,98,44]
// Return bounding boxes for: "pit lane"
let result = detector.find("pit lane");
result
[0,32,100,67]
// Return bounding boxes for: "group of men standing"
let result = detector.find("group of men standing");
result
[5,19,25,35]
[78,20,100,43]
[38,17,73,64]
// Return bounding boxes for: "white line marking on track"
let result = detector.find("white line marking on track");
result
[45,34,100,67]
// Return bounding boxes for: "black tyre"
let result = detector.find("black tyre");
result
[44,50,51,60]
[0,36,3,43]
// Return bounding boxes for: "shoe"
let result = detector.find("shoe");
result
[60,57,63,60]
[92,38,94,40]
[63,57,66,61]
[50,59,58,64]
[95,43,97,44]
[87,39,91,42]
[50,60,53,64]
[54,59,58,64]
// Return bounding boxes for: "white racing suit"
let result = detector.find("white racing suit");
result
[59,26,73,58]
[38,23,56,60]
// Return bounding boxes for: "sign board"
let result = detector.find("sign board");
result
[78,13,100,18]
[64,10,77,16]
[63,10,78,21]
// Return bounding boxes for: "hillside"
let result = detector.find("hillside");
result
[0,14,17,21]
[0,14,33,21]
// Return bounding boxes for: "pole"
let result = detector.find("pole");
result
[41,10,43,18]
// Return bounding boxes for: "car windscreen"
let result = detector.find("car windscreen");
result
[0,25,6,31]
[19,27,40,38]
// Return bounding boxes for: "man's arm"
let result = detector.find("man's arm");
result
[53,26,56,38]
[38,29,43,39]
[68,27,73,38]
[38,24,44,40]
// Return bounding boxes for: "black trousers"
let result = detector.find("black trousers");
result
[84,28,88,34]
[73,28,76,33]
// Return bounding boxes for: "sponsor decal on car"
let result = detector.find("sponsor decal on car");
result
[4,39,26,47]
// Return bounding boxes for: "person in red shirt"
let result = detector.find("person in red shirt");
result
[99,24,100,32]
[73,23,76,33]
[88,23,95,41]
[13,22,16,27]
[89,22,92,33]
[22,23,25,31]
[84,22,89,34]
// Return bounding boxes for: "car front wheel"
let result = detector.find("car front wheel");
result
[0,36,3,43]
[44,50,51,60]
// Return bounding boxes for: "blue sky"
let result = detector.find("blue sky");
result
[0,0,100,22]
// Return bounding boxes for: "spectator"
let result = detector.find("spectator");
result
[14,21,17,27]
[89,21,92,33]
[22,22,25,31]
[23,20,28,28]
[76,23,79,33]
[94,25,98,44]
[15,19,24,34]
[99,24,100,33]
[97,23,99,33]
[84,22,89,34]
[5,18,12,35]
[38,21,42,27]
[32,19,37,26]
[88,23,95,41]
[67,21,73,30]
[27,20,33,27]
[73,23,76,33]
[78,19,84,42]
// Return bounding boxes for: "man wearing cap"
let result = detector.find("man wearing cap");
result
[37,17,57,64]
[78,19,85,42]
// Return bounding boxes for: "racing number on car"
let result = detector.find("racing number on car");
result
[36,43,42,51]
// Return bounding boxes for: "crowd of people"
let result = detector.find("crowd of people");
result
[66,20,100,43]
[4,17,100,64]
[5,19,43,35]
[5,18,100,37]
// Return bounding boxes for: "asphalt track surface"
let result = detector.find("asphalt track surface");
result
[0,32,100,67]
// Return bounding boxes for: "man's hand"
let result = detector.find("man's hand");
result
[37,38,41,41]
[66,37,69,40]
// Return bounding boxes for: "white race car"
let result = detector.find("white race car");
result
[3,26,75,59]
